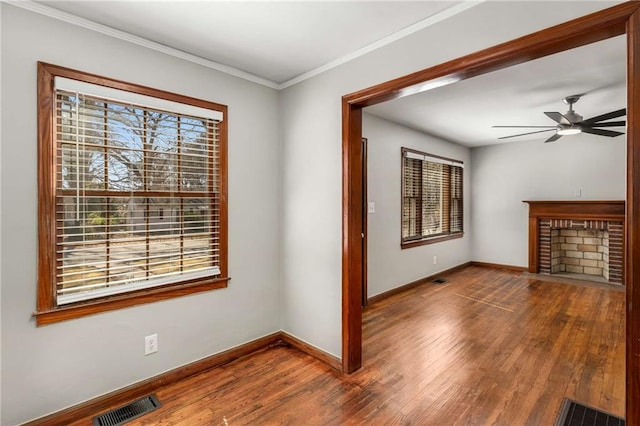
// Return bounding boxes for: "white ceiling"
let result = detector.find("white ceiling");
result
[24,1,626,148]
[366,35,627,147]
[34,0,463,84]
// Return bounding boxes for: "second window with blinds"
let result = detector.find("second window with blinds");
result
[401,147,463,248]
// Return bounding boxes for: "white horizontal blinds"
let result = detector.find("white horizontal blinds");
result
[55,87,222,305]
[404,150,464,168]
[54,77,223,122]
[402,149,463,242]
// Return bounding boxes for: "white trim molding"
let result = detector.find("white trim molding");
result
[6,0,483,90]
[279,1,485,89]
[6,0,280,89]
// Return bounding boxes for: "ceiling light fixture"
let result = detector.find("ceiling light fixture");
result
[557,125,582,136]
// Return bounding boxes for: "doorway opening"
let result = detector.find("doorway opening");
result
[342,2,640,423]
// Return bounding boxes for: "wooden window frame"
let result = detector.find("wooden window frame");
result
[35,62,229,326]
[400,147,464,248]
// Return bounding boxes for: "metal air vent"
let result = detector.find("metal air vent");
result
[92,394,161,426]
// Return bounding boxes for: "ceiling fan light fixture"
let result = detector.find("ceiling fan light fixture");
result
[557,125,582,136]
[493,95,625,142]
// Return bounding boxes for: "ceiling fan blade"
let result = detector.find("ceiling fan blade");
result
[544,112,571,125]
[582,108,626,124]
[581,121,625,128]
[492,125,557,128]
[545,133,562,143]
[581,127,625,137]
[498,129,556,140]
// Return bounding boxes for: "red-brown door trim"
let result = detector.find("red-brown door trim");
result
[361,137,368,308]
[342,2,640,422]
[626,7,640,424]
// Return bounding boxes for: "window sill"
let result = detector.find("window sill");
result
[33,276,230,326]
[401,233,464,249]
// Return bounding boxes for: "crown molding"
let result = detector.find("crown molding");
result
[278,1,485,90]
[5,0,280,89]
[6,0,482,91]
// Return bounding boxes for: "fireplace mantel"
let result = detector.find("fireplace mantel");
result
[523,200,625,220]
[523,200,625,282]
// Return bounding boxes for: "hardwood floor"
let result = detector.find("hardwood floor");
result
[72,266,625,425]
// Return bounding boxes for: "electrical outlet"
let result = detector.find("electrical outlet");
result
[145,334,158,355]
[433,256,437,265]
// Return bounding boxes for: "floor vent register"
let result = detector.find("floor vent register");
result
[556,398,624,426]
[93,394,161,426]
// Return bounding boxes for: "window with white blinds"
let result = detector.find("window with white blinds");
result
[36,62,228,324]
[401,148,463,246]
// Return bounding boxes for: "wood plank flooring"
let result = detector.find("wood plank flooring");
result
[72,266,625,425]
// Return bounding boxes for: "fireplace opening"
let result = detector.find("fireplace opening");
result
[550,228,609,282]
[538,218,623,285]
[524,201,624,286]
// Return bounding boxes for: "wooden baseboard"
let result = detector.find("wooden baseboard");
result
[366,261,527,305]
[367,261,472,305]
[25,332,283,425]
[24,260,527,425]
[470,261,527,272]
[24,331,342,425]
[280,331,342,371]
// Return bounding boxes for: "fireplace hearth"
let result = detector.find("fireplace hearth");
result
[524,201,624,285]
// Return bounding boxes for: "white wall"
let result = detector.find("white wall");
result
[363,113,470,297]
[471,135,626,267]
[279,1,616,358]
[1,5,281,424]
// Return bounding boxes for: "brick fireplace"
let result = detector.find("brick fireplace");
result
[524,201,625,285]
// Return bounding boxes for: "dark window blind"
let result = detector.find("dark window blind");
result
[402,148,463,243]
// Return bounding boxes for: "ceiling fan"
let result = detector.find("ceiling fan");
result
[493,94,626,143]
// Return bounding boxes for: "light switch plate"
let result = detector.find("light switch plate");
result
[368,202,375,214]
